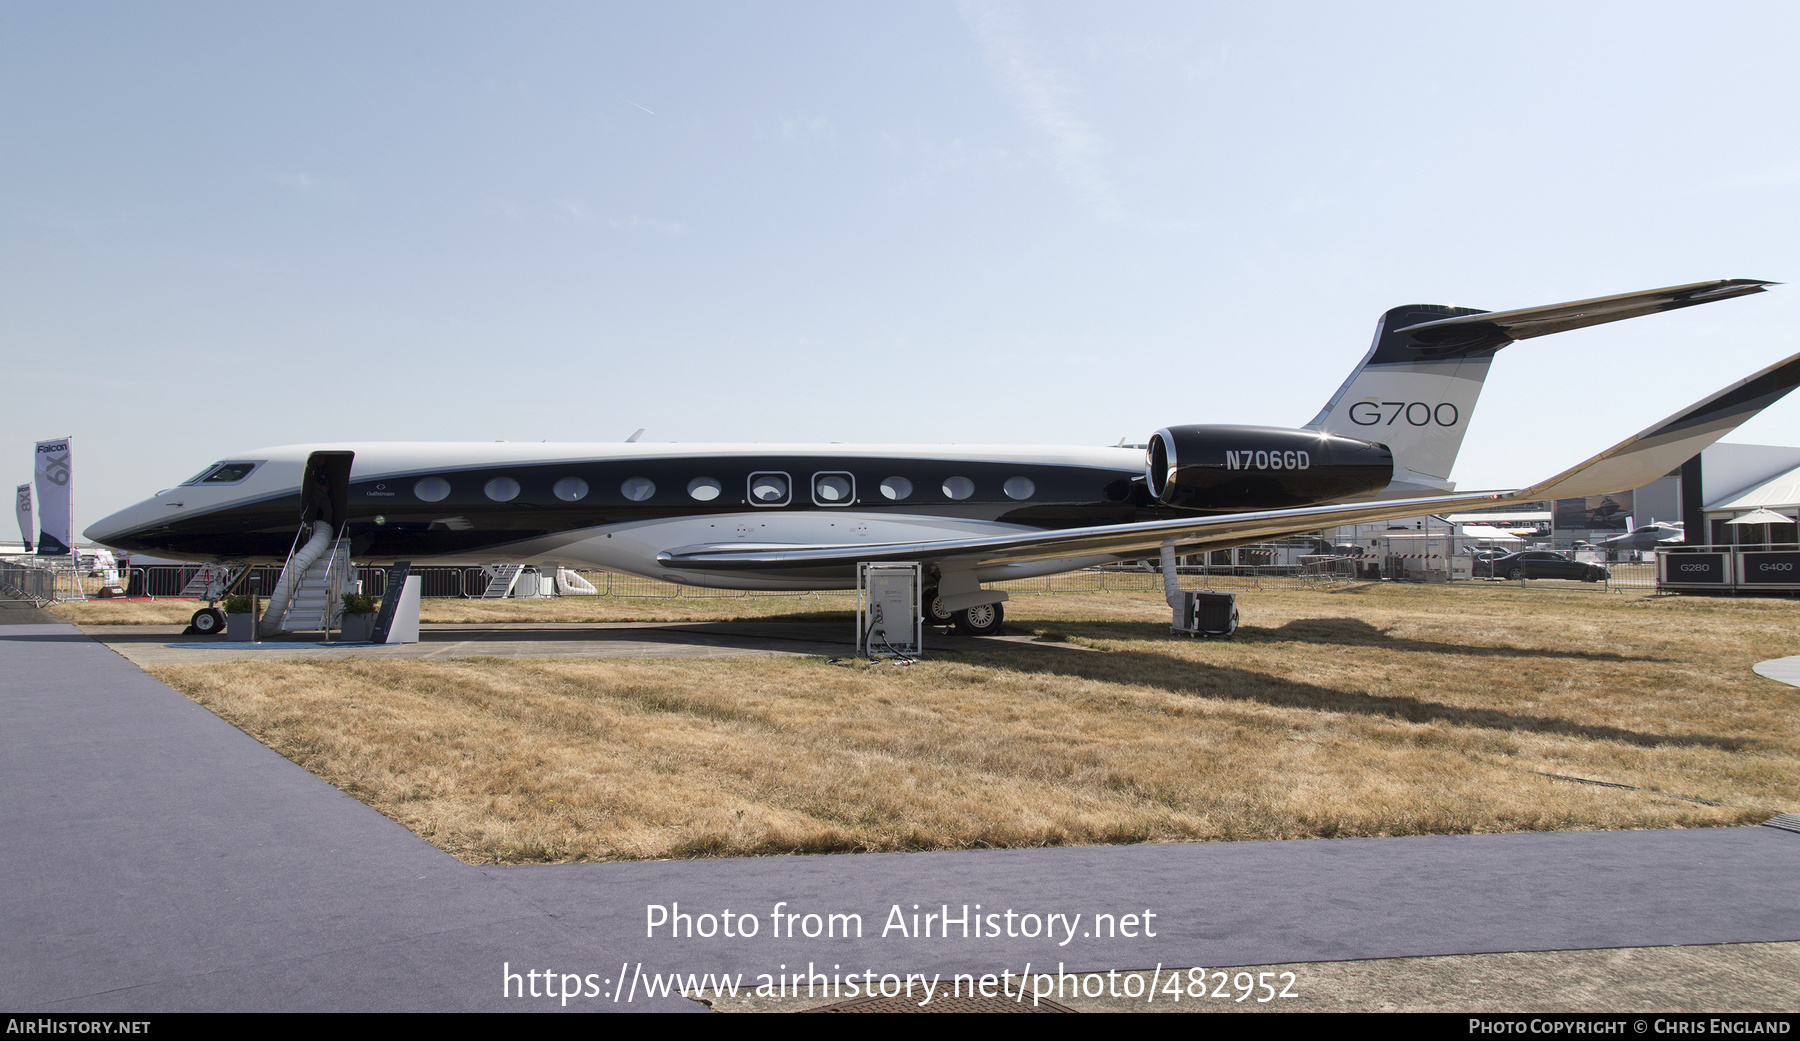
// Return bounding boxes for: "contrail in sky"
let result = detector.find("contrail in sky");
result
[958,0,1122,221]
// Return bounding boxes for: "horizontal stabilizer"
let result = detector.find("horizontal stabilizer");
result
[1394,279,1774,344]
[1523,349,1800,501]
[659,349,1800,574]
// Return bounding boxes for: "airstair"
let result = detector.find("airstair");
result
[177,563,236,600]
[258,521,355,636]
[481,564,524,598]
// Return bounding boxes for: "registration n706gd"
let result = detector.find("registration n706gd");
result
[1223,450,1309,471]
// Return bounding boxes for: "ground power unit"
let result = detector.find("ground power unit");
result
[1172,590,1238,639]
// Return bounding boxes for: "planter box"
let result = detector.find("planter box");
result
[339,613,377,642]
[226,612,257,641]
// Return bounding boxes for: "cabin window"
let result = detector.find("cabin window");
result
[484,477,521,502]
[749,472,790,506]
[553,477,589,501]
[414,477,451,502]
[813,472,853,506]
[687,477,722,501]
[1003,476,1035,500]
[879,477,913,501]
[621,477,656,501]
[942,476,975,501]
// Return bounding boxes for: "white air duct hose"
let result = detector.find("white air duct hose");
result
[1160,543,1182,610]
[257,520,334,636]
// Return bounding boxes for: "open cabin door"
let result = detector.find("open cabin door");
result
[300,451,354,535]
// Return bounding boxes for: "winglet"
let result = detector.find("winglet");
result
[1524,350,1800,502]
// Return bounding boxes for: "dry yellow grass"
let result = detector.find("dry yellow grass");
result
[141,583,1800,864]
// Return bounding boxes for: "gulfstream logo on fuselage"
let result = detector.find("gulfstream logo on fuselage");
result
[1225,450,1309,471]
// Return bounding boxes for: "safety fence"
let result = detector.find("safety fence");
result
[0,560,89,603]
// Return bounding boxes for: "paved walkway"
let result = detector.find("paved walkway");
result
[1754,655,1800,688]
[4,607,1798,1012]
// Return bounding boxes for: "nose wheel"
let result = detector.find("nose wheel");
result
[188,607,226,636]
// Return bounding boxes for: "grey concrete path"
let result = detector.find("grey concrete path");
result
[4,613,1799,1012]
[1754,655,1800,688]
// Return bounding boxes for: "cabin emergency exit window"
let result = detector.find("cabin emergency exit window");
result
[749,472,790,506]
[813,472,854,505]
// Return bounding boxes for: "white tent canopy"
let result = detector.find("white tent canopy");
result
[1725,508,1795,525]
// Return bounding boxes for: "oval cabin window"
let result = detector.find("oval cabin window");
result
[553,477,589,502]
[942,476,975,501]
[1003,476,1035,500]
[621,477,656,502]
[880,477,913,501]
[413,477,451,502]
[688,477,722,501]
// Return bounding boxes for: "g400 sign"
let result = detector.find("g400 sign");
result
[1347,401,1460,427]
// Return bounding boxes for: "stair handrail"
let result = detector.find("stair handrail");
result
[318,523,352,639]
[266,522,311,633]
[260,520,333,636]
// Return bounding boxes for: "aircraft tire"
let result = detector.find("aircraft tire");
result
[190,607,226,636]
[923,588,955,627]
[953,601,1004,636]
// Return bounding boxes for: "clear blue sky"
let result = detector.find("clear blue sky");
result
[5,1,1798,528]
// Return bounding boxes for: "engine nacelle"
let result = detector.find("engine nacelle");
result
[1145,425,1393,510]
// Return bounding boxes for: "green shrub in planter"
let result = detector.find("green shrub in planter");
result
[221,593,254,615]
[341,592,380,616]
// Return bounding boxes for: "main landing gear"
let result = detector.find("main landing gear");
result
[923,588,1005,637]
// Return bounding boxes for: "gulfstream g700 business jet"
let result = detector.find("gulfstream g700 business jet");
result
[88,279,1794,634]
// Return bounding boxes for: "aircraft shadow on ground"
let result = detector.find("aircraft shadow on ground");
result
[0,632,103,643]
[971,639,1752,752]
[1055,616,1665,663]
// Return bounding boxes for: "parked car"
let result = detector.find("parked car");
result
[1473,551,1609,582]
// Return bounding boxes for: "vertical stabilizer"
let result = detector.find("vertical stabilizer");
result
[1307,280,1774,495]
[1306,305,1504,492]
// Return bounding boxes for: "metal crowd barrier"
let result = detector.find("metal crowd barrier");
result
[0,559,89,603]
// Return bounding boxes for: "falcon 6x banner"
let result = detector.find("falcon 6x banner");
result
[34,438,72,556]
[15,483,32,553]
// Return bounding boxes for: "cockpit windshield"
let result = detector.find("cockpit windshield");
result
[181,461,261,486]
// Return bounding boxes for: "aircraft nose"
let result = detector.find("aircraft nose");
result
[84,496,170,549]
